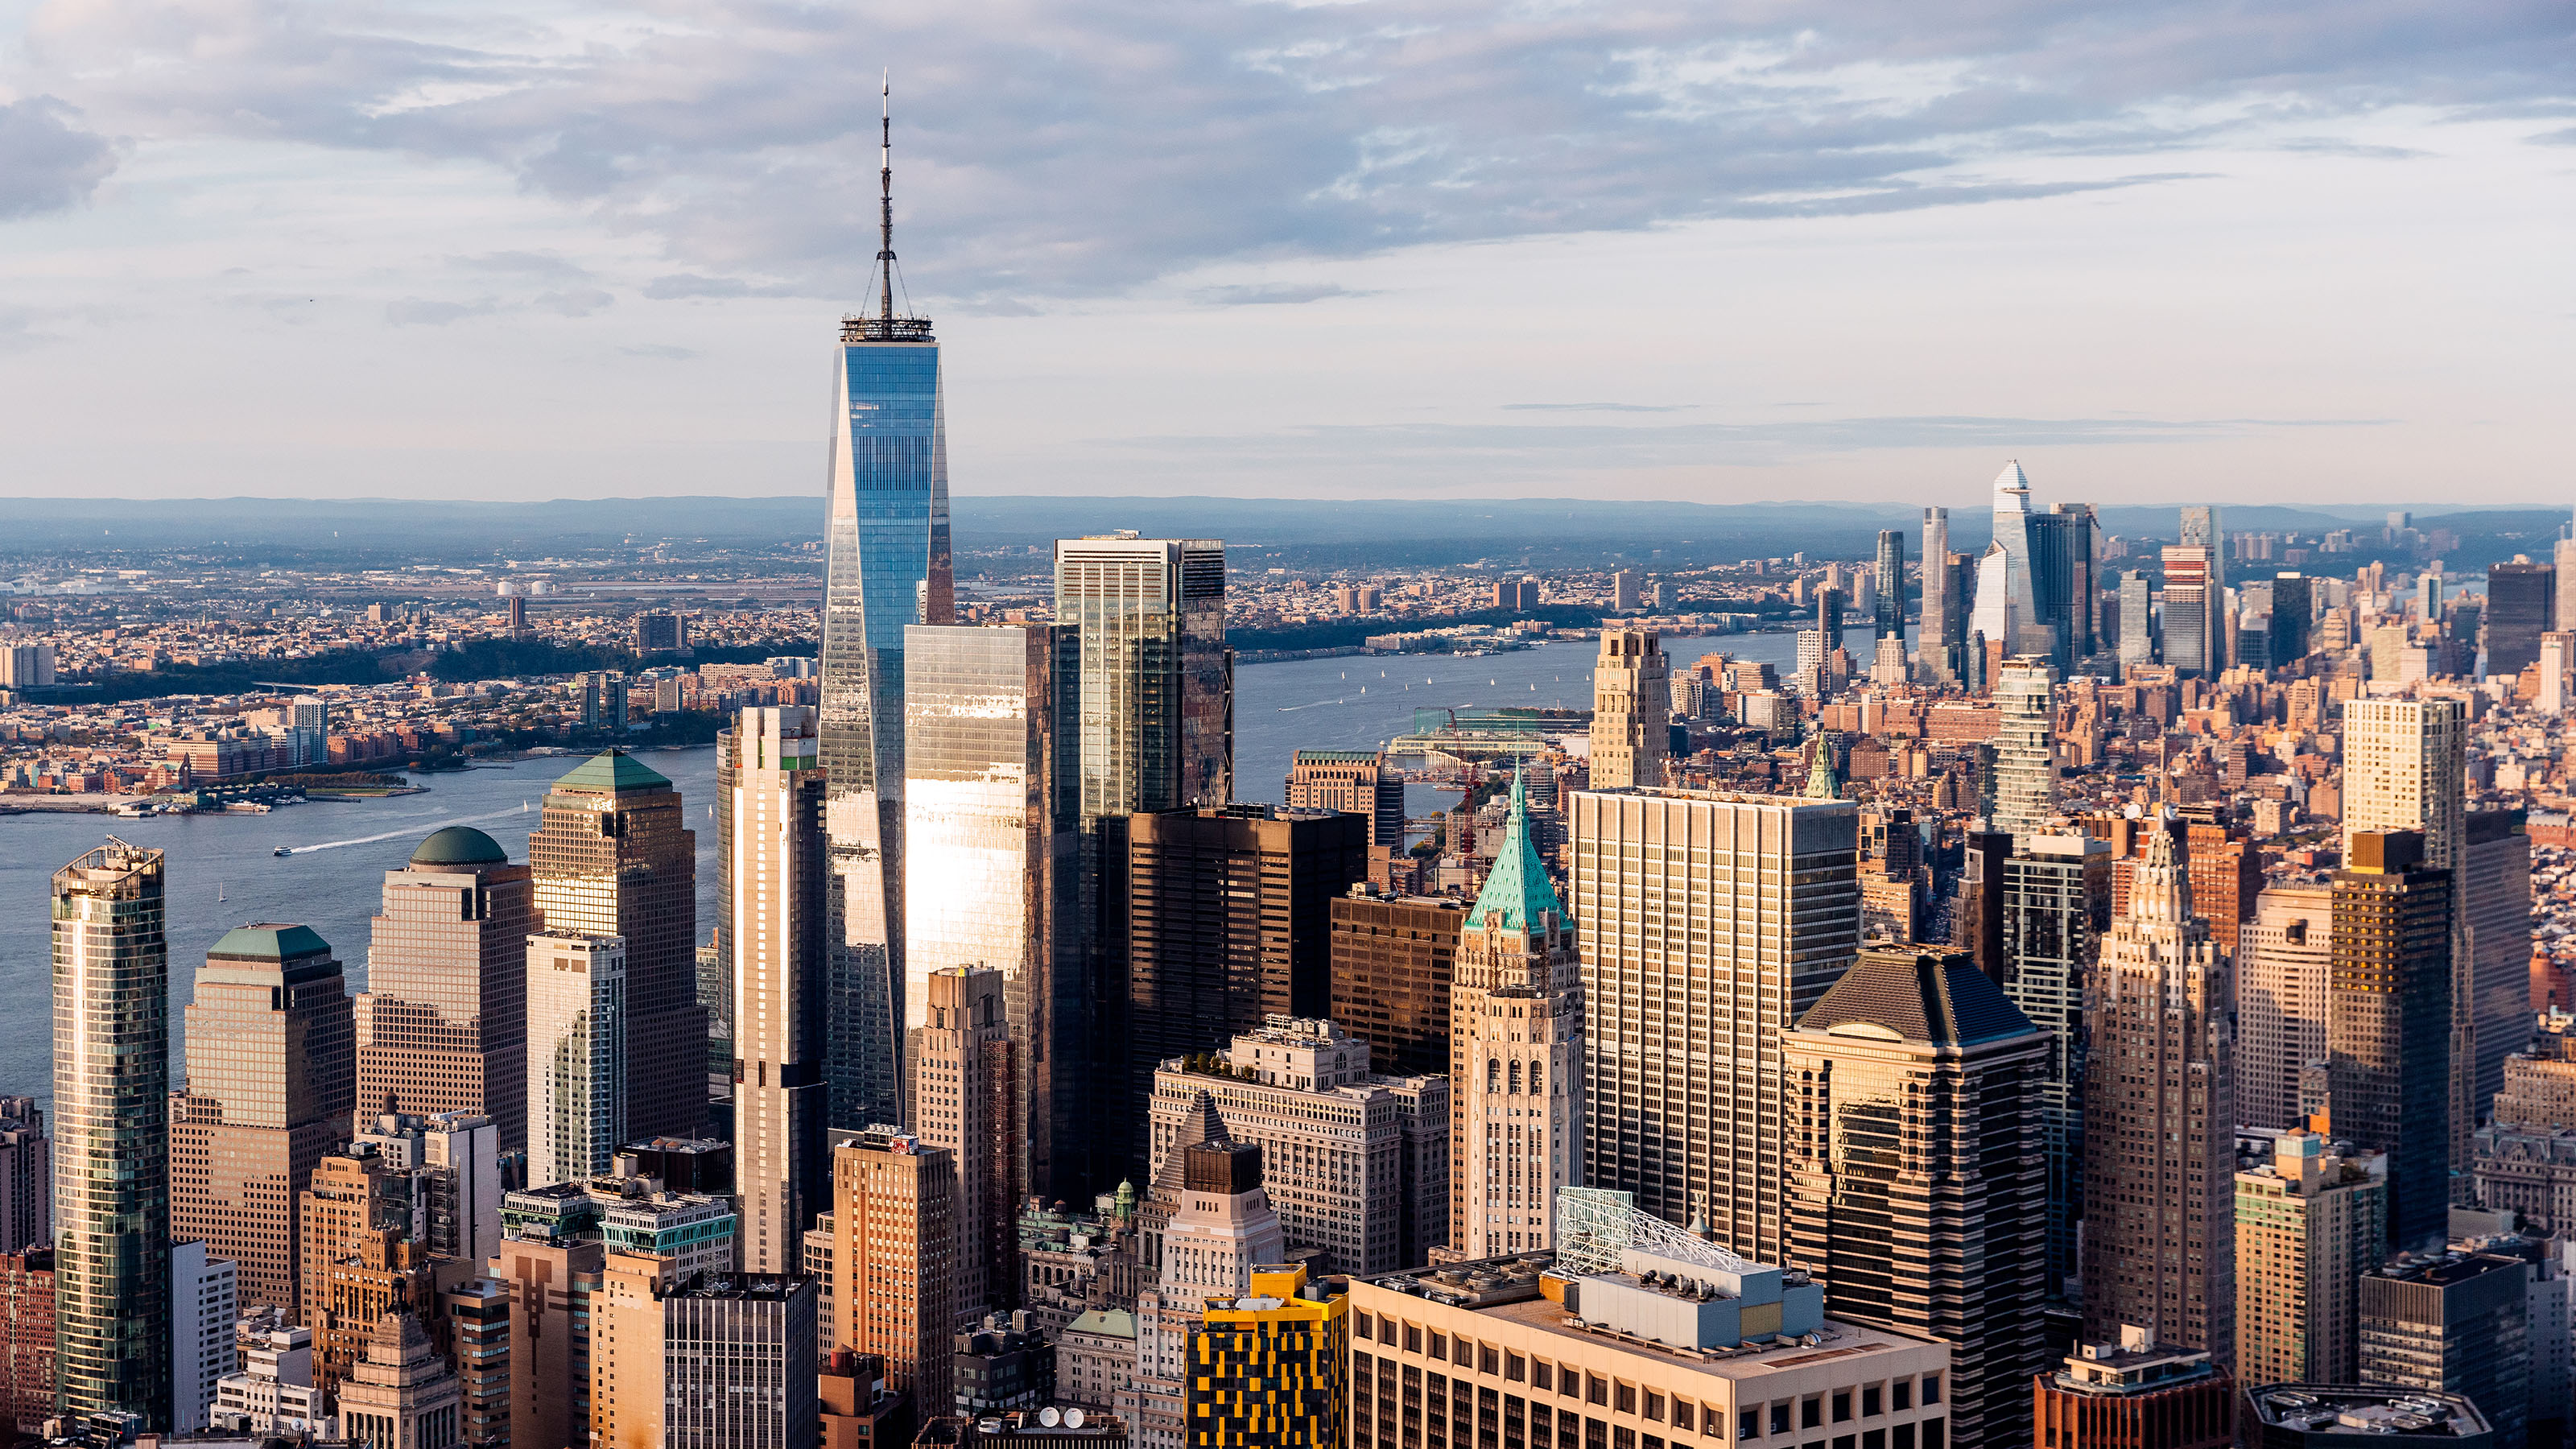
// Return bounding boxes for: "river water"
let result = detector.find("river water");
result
[0,630,1802,1108]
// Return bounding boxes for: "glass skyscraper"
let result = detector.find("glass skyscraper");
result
[820,312,952,1133]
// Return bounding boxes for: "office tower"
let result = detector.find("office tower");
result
[633,610,684,653]
[2343,696,2468,1155]
[0,641,56,689]
[903,624,1079,1200]
[2120,572,2155,667]
[2542,634,2570,716]
[724,706,830,1273]
[1327,892,1463,1080]
[2182,823,2263,961]
[2033,1330,2235,1449]
[359,827,535,1151]
[2026,501,2099,670]
[0,1249,55,1443]
[2465,811,2535,1121]
[2270,572,2314,664]
[915,968,1017,1322]
[1785,947,2046,1449]
[1875,528,1907,640]
[530,750,701,1141]
[526,931,628,1186]
[441,1278,511,1447]
[2234,1131,2386,1388]
[1187,1263,1344,1449]
[2001,833,2110,1299]
[2081,825,2234,1366]
[1055,535,1231,820]
[506,594,527,637]
[0,1100,47,1254]
[1449,774,1583,1260]
[1818,586,1846,656]
[310,1229,440,1403]
[2162,546,2219,677]
[171,923,353,1315]
[1590,630,1670,787]
[1610,568,1641,612]
[2487,560,2555,678]
[2329,831,2453,1250]
[357,1109,505,1267]
[1922,506,1957,680]
[2235,888,2334,1133]
[1151,1137,1284,1311]
[1146,1019,1444,1275]
[1113,806,1367,1173]
[51,839,171,1427]
[297,1150,400,1331]
[1992,656,2058,840]
[829,1127,959,1411]
[1285,750,1406,847]
[169,1241,237,1434]
[489,1232,605,1449]
[1955,828,2011,980]
[334,1311,464,1449]
[1571,787,1859,1261]
[594,1250,819,1449]
[2248,1388,2494,1449]
[1988,460,2047,655]
[2361,1252,2530,1449]
[1970,542,2017,674]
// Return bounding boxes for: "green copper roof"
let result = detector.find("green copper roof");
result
[550,749,671,794]
[1804,731,1843,800]
[210,923,332,961]
[410,825,509,866]
[1466,772,1565,934]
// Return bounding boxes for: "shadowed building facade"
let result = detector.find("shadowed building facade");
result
[357,827,533,1151]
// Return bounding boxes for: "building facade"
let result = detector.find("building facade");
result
[2360,1252,2531,1449]
[2000,834,2109,1299]
[1589,630,1670,789]
[334,1311,464,1449]
[1187,1263,1345,1449]
[358,826,535,1153]
[1286,750,1406,848]
[2329,831,2454,1250]
[2033,1331,2234,1449]
[915,967,1018,1323]
[2235,889,2333,1134]
[830,1128,960,1412]
[725,706,830,1274]
[2233,1132,2385,1388]
[526,931,629,1187]
[1330,891,1465,1082]
[169,1241,237,1435]
[1991,658,2058,840]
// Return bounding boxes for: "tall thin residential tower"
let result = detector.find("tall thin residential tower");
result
[726,707,829,1274]
[1874,528,1906,642]
[821,83,955,1133]
[1922,506,1956,681]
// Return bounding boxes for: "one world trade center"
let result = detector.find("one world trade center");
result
[819,82,952,1130]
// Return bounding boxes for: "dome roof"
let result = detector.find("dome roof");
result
[410,825,509,867]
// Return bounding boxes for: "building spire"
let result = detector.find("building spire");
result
[1804,730,1842,799]
[2128,815,2192,926]
[878,70,896,323]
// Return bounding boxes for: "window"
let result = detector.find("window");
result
[1408,1325,1423,1355]
[1770,1405,1791,1436]
[1509,1355,1526,1384]
[1534,1363,1553,1393]
[1801,1400,1821,1430]
[1922,1425,1942,1449]
[1483,1345,1501,1376]
[1358,1312,1376,1339]
[1832,1394,1851,1425]
[1895,1426,1914,1449]
[1921,1380,1939,1407]
[1385,1317,1401,1347]
[1740,1410,1759,1441]
[1893,1385,1909,1413]
[1674,1403,1695,1433]
[1432,1334,1448,1361]
[1862,1389,1880,1418]
[1863,1434,1884,1449]
[1616,1384,1636,1416]
[1645,1393,1662,1424]
[1589,1377,1609,1408]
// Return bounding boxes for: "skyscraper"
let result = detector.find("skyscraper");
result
[529,750,701,1141]
[1571,787,1860,1261]
[903,623,1079,1199]
[1588,629,1670,788]
[821,102,956,1137]
[171,924,353,1315]
[1970,542,2017,675]
[1922,506,1957,681]
[2486,560,2554,678]
[52,839,171,1427]
[525,931,627,1187]
[357,828,534,1152]
[1785,947,2048,1449]
[913,967,1015,1323]
[828,1127,958,1412]
[2120,571,2154,667]
[1988,460,2046,655]
[1449,774,1583,1260]
[2234,1131,2385,1388]
[2081,825,2234,1367]
[2161,545,2219,678]
[2329,831,2453,1250]
[1875,528,1906,641]
[725,706,829,1274]
[0,1100,47,1256]
[1327,891,1463,1081]
[595,1254,819,1449]
[2342,697,2468,1168]
[2359,1252,2531,1449]
[1991,656,2058,840]
[2235,887,2334,1134]
[2464,811,2535,1122]
[1054,535,1231,821]
[1284,750,1406,848]
[2001,832,2110,1300]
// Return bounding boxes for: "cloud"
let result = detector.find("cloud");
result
[1504,402,1698,413]
[1190,282,1368,306]
[620,343,700,360]
[0,96,116,219]
[385,297,497,326]
[532,287,614,317]
[453,251,596,280]
[7,0,2572,300]
[2529,126,2576,146]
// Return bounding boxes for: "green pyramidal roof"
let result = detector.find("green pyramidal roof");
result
[1804,731,1843,800]
[1467,772,1566,934]
[210,923,332,961]
[551,749,671,794]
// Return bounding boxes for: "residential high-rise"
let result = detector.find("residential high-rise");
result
[1588,630,1670,789]
[1571,787,1860,1261]
[2329,830,2454,1250]
[2183,823,2263,961]
[2120,572,2155,667]
[2487,560,2554,679]
[903,623,1079,1199]
[1146,1018,1444,1276]
[820,119,958,1133]
[1285,750,1406,847]
[2360,1252,2531,1449]
[0,1100,48,1255]
[171,923,353,1315]
[1785,947,2048,1449]
[2080,824,2234,1367]
[1875,528,1907,640]
[334,1311,464,1449]
[0,1249,56,1443]
[594,1251,819,1449]
[358,827,535,1151]
[169,1241,237,1435]
[1112,806,1366,1174]
[1327,891,1463,1080]
[2001,834,2110,1299]
[726,706,829,1274]
[2033,1330,2235,1449]
[828,1127,959,1411]
[1922,506,1957,681]
[526,931,628,1187]
[2235,888,2334,1133]
[529,749,701,1141]
[51,838,171,1427]
[441,1277,511,1447]
[914,967,1017,1323]
[2342,697,2471,1169]
[2233,1131,2386,1388]
[489,1232,605,1449]
[1992,656,2058,840]
[1187,1263,1345,1449]
[2162,546,2219,677]
[1449,774,1583,1260]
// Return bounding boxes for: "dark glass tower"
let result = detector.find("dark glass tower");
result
[820,88,953,1131]
[2330,828,2454,1250]
[1874,527,1905,641]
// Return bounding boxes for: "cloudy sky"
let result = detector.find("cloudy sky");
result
[2,0,2570,505]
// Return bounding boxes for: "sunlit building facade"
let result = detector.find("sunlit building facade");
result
[726,707,829,1274]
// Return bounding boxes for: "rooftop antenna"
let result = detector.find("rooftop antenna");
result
[878,70,896,323]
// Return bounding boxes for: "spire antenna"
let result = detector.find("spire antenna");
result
[878,69,896,323]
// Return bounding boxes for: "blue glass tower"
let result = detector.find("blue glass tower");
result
[819,85,952,1132]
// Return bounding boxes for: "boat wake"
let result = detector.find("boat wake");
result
[280,804,530,857]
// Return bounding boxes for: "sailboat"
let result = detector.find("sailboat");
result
[217,883,226,903]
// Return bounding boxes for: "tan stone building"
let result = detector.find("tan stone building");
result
[1588,631,1670,790]
[333,1311,464,1449]
[357,828,535,1153]
[913,966,1016,1325]
[829,1128,958,1413]
[2233,1132,2384,1388]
